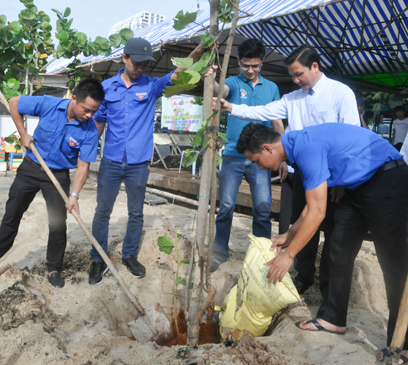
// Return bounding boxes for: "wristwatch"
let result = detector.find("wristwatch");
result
[70,192,80,199]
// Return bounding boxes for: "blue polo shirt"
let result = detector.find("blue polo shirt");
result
[224,73,280,158]
[19,95,98,170]
[282,123,402,191]
[94,68,174,164]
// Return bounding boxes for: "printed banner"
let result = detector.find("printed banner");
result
[161,95,203,132]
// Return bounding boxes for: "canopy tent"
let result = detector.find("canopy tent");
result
[48,0,408,93]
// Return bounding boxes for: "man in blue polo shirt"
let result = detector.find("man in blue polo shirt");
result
[0,79,104,288]
[88,38,205,285]
[235,122,408,361]
[209,38,284,272]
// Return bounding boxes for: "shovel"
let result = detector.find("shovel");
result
[387,273,408,364]
[30,142,172,343]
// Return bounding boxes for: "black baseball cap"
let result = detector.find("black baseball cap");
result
[123,38,156,63]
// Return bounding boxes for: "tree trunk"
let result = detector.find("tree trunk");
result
[186,0,221,347]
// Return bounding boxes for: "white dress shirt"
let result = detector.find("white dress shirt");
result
[231,73,360,131]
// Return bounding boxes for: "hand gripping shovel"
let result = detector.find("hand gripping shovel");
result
[30,143,172,343]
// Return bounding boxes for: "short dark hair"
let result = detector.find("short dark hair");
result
[284,45,321,69]
[236,123,281,154]
[395,105,406,113]
[72,78,105,103]
[238,38,265,60]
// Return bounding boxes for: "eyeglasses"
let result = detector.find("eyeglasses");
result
[240,63,262,71]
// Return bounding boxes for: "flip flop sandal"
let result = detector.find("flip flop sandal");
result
[296,318,346,335]
[400,354,408,364]
[377,348,397,362]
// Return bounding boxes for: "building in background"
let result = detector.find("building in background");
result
[109,11,166,36]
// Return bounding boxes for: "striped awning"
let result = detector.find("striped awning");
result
[47,0,408,89]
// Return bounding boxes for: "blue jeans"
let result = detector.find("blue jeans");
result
[90,154,149,261]
[214,155,272,260]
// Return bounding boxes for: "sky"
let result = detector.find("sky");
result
[2,0,206,40]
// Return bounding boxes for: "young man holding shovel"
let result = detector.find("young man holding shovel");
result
[0,78,105,288]
[88,38,206,285]
[232,122,408,363]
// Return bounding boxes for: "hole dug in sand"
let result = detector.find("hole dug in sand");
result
[159,307,220,347]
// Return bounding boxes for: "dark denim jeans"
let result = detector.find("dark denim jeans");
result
[90,154,149,261]
[214,155,272,260]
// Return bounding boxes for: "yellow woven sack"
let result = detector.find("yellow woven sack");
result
[218,234,301,340]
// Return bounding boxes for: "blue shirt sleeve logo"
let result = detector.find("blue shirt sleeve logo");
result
[69,137,78,146]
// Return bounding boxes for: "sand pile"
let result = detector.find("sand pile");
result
[0,173,391,364]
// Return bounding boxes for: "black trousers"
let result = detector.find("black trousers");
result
[0,159,70,272]
[279,172,294,235]
[322,165,408,349]
[292,172,336,300]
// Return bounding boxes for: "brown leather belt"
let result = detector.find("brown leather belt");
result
[25,154,41,167]
[25,155,68,172]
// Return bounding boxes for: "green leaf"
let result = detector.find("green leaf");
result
[51,8,62,16]
[40,21,51,32]
[192,96,203,105]
[193,128,205,147]
[66,18,73,29]
[174,71,193,85]
[7,78,20,90]
[171,57,193,68]
[94,36,110,50]
[0,15,6,27]
[217,132,229,143]
[29,5,38,14]
[200,33,216,49]
[188,52,215,74]
[58,30,69,41]
[218,5,232,19]
[20,9,36,20]
[200,137,210,152]
[39,13,50,22]
[182,150,198,167]
[63,7,71,17]
[119,28,133,42]
[0,27,14,43]
[76,32,87,45]
[173,10,197,31]
[68,79,75,90]
[0,48,16,65]
[19,0,34,6]
[162,84,196,98]
[217,155,223,166]
[181,259,190,264]
[109,33,121,48]
[176,278,187,286]
[157,236,174,255]
[184,70,200,84]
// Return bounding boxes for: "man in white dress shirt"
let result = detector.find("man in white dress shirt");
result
[218,45,360,317]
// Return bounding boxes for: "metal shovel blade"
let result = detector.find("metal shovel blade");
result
[128,303,173,343]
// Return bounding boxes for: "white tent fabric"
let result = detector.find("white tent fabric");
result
[47,0,408,86]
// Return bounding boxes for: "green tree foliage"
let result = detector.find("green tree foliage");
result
[0,0,132,100]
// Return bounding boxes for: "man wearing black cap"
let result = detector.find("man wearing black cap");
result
[88,38,205,285]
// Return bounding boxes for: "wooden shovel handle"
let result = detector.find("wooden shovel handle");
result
[391,273,408,349]
[30,143,145,316]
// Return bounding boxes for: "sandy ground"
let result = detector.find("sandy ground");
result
[0,170,391,364]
